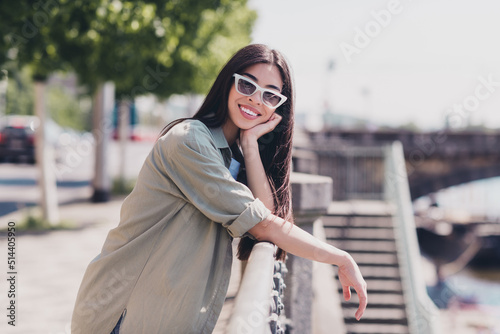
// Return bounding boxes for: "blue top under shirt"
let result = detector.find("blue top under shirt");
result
[229,158,241,180]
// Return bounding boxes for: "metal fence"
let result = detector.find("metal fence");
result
[293,145,385,200]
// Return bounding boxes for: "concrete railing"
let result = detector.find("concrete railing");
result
[384,141,441,334]
[227,172,340,334]
[227,242,286,334]
[285,172,342,334]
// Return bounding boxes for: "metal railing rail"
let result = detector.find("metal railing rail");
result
[384,141,440,334]
[293,146,385,201]
[227,242,287,334]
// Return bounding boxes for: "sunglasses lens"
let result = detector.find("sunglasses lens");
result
[234,74,285,108]
[263,92,282,107]
[237,78,256,95]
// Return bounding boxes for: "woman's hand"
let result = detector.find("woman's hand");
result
[338,255,368,321]
[240,113,282,144]
[239,113,282,211]
[250,215,368,320]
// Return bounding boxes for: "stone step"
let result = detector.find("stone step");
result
[339,287,403,296]
[323,210,409,333]
[328,239,398,253]
[323,215,394,228]
[340,292,406,308]
[343,307,407,323]
[353,265,401,280]
[365,279,403,293]
[349,253,400,267]
[345,323,410,334]
[327,201,395,218]
[325,227,396,240]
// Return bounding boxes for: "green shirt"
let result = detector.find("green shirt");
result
[72,120,271,333]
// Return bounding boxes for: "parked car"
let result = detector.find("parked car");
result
[0,115,79,164]
[0,116,37,163]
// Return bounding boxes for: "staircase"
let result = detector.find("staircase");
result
[323,204,410,334]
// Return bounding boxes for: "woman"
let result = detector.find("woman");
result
[72,44,367,334]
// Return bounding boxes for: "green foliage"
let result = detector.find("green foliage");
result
[13,211,75,231]
[0,1,69,80]
[47,79,89,131]
[4,67,89,131]
[1,0,256,99]
[5,67,34,116]
[397,121,421,132]
[112,177,136,195]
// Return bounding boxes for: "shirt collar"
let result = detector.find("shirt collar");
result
[208,126,232,168]
[208,126,229,149]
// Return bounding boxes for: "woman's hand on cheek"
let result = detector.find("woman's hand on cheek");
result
[240,113,283,144]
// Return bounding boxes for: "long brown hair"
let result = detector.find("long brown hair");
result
[159,44,294,261]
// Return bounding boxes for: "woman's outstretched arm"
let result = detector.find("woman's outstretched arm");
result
[241,113,367,320]
[248,214,368,321]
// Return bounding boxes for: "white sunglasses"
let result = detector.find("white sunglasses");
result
[233,73,287,109]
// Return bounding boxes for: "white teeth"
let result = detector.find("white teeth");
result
[241,106,259,117]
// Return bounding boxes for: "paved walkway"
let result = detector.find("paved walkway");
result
[0,196,242,334]
[0,197,123,334]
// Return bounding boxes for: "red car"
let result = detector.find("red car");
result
[0,116,37,163]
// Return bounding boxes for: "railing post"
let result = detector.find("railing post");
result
[227,242,276,334]
[286,172,333,334]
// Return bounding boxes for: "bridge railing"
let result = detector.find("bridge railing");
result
[293,145,385,201]
[384,141,441,334]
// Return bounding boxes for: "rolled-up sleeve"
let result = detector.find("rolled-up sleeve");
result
[158,122,271,238]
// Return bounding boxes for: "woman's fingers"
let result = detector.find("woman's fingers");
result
[338,258,368,321]
[355,291,368,321]
[263,113,282,133]
[242,113,283,140]
[343,285,352,301]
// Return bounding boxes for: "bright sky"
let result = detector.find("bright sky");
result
[248,0,500,130]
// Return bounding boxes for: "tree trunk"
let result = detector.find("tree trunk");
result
[116,98,131,192]
[91,82,115,202]
[34,80,59,225]
[0,70,8,119]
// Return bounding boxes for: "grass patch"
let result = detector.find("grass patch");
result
[112,177,136,195]
[1,210,76,232]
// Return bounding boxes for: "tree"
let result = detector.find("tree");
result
[1,0,256,203]
[1,1,70,224]
[47,0,256,98]
[4,67,34,117]
[52,0,256,201]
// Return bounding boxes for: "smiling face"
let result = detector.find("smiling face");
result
[224,63,284,138]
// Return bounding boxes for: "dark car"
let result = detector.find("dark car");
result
[0,116,37,164]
